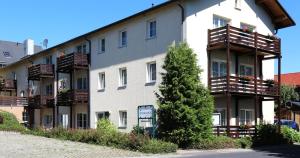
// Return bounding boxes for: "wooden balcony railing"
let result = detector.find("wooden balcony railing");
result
[28,64,55,80]
[57,53,89,73]
[28,95,54,109]
[0,96,28,106]
[0,79,17,91]
[213,126,256,138]
[208,25,281,54]
[57,89,88,106]
[210,76,279,96]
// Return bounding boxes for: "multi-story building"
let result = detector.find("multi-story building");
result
[0,0,295,136]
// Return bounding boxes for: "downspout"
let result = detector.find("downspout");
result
[85,38,91,129]
[177,3,185,24]
[177,3,186,42]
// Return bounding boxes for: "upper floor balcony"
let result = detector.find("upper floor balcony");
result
[57,89,88,106]
[57,52,89,73]
[28,64,55,81]
[0,79,17,91]
[207,25,281,55]
[28,95,54,109]
[0,96,28,106]
[209,76,279,97]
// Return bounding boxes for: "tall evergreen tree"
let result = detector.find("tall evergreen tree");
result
[157,43,214,147]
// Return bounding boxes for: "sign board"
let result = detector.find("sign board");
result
[212,113,221,126]
[138,105,154,119]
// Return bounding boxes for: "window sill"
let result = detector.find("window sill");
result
[235,7,241,11]
[118,45,127,49]
[97,89,105,92]
[145,81,156,86]
[98,51,105,54]
[117,86,127,90]
[118,126,127,129]
[146,36,157,40]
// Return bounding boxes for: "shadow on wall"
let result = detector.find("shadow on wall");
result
[253,144,300,158]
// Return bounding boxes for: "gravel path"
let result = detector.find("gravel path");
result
[0,132,144,158]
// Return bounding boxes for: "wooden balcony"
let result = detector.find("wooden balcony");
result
[28,95,54,109]
[57,89,88,106]
[213,126,256,138]
[0,96,28,106]
[57,53,89,73]
[208,25,281,54]
[28,64,55,80]
[0,79,17,91]
[210,76,279,96]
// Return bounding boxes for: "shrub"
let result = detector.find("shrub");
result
[139,139,178,153]
[253,124,288,146]
[190,136,238,150]
[281,126,300,144]
[97,119,117,134]
[236,137,252,149]
[0,110,26,132]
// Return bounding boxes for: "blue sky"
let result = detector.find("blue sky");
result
[0,0,298,73]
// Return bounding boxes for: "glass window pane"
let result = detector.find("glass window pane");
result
[212,62,219,77]
[220,62,227,77]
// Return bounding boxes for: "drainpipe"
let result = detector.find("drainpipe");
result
[177,3,185,24]
[177,3,186,42]
[85,38,91,129]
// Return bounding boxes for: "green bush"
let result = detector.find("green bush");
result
[0,110,26,132]
[281,126,300,144]
[191,136,238,150]
[139,139,178,153]
[236,137,252,149]
[97,119,118,134]
[253,124,289,146]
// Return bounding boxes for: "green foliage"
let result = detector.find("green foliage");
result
[281,126,300,143]
[157,43,214,147]
[190,136,252,150]
[254,124,288,146]
[281,85,299,107]
[131,125,145,135]
[0,110,26,132]
[24,120,178,154]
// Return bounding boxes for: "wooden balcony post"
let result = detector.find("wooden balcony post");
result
[278,55,282,133]
[226,24,231,136]
[254,32,258,126]
[208,52,211,90]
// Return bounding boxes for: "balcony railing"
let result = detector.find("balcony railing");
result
[0,96,28,106]
[57,53,89,73]
[213,126,256,138]
[28,95,54,109]
[0,79,17,91]
[57,89,88,106]
[28,64,55,80]
[208,25,281,54]
[210,76,279,96]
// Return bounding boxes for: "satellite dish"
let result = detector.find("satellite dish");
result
[43,39,48,48]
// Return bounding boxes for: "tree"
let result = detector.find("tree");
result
[280,85,299,107]
[156,43,214,148]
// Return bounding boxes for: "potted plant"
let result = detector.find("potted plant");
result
[265,79,275,88]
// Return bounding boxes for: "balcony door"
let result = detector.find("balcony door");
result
[60,114,69,129]
[239,109,254,125]
[212,60,227,77]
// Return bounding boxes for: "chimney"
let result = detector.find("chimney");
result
[24,39,34,56]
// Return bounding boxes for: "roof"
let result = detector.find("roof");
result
[0,40,42,66]
[0,0,295,69]
[256,0,296,29]
[275,72,300,86]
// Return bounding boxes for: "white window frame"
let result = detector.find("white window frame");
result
[119,30,127,47]
[147,19,157,39]
[215,108,227,126]
[119,111,127,128]
[77,77,87,90]
[146,62,157,83]
[239,109,254,125]
[119,68,127,87]
[76,113,87,129]
[98,72,105,90]
[213,15,231,29]
[239,64,254,77]
[211,59,227,77]
[240,23,256,32]
[235,0,242,10]
[98,38,106,53]
[76,44,87,54]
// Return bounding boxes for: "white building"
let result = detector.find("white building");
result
[0,0,295,135]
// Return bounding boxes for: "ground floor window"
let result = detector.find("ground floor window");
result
[43,115,53,128]
[239,109,254,125]
[77,113,87,129]
[59,114,69,129]
[22,111,28,123]
[119,111,127,128]
[214,108,226,126]
[96,111,110,121]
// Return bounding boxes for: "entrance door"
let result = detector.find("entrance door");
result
[60,114,69,129]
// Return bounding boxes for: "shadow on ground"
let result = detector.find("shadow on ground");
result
[253,144,300,158]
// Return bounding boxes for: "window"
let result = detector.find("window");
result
[45,55,52,64]
[22,112,28,123]
[119,68,127,87]
[59,79,67,90]
[98,38,106,53]
[77,77,87,90]
[98,72,105,90]
[60,114,69,129]
[240,65,253,76]
[96,111,110,121]
[77,113,87,129]
[147,62,156,83]
[240,23,256,33]
[77,44,87,54]
[119,30,127,47]
[119,111,127,128]
[213,15,230,28]
[212,61,227,77]
[215,109,226,126]
[43,115,53,128]
[240,109,253,125]
[147,20,157,38]
[3,51,11,58]
[46,84,53,95]
[235,0,242,10]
